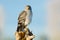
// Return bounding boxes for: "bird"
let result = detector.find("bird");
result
[17,5,33,32]
[18,5,33,26]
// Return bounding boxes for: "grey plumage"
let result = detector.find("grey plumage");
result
[18,9,32,26]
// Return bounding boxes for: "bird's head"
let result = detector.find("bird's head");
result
[25,5,32,11]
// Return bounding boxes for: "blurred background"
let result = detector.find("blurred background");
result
[0,0,60,40]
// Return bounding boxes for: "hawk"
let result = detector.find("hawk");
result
[18,5,33,26]
[17,5,33,32]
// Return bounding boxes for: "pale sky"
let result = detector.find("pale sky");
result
[0,0,46,40]
[0,0,60,40]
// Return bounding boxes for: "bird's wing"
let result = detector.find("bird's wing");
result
[18,11,27,20]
